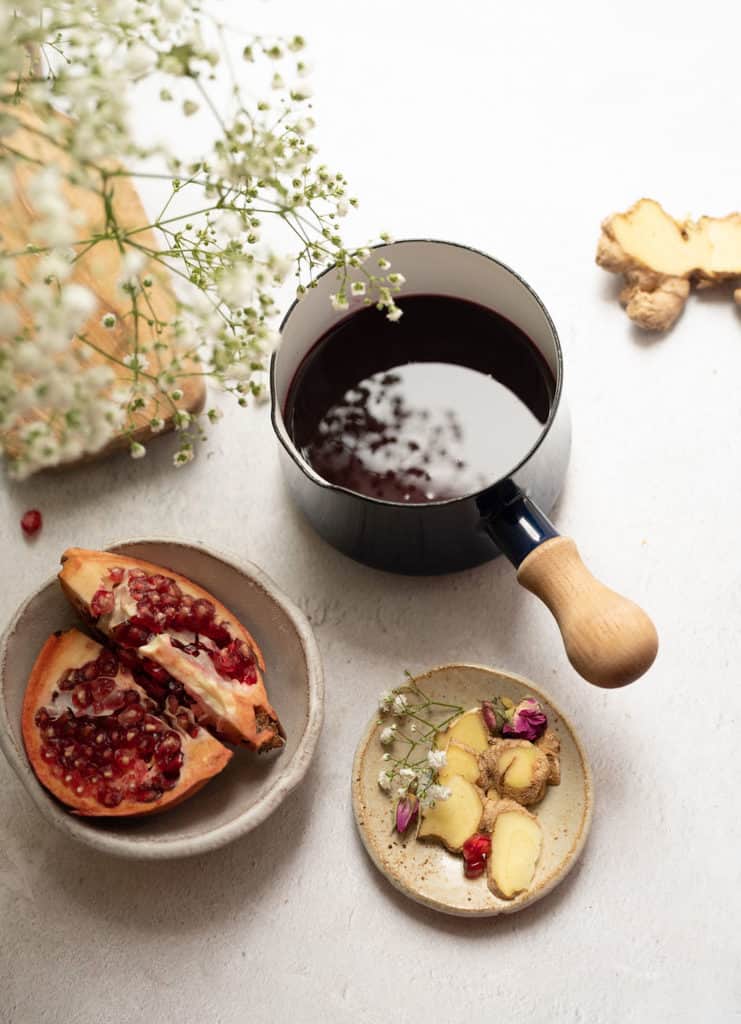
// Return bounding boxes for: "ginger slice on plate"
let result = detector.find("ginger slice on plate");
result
[483,798,543,900]
[58,548,283,750]
[478,739,550,806]
[438,741,480,786]
[417,774,484,852]
[434,708,489,754]
[596,198,741,330]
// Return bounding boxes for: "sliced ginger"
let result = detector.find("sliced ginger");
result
[596,198,741,330]
[478,739,550,806]
[417,774,483,852]
[438,741,480,786]
[435,709,489,754]
[484,799,543,900]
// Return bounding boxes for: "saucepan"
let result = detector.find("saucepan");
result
[270,240,658,688]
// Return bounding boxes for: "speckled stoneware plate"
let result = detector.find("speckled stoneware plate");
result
[0,538,323,859]
[352,664,592,917]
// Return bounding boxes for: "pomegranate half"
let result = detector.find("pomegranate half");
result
[59,548,284,751]
[22,629,232,817]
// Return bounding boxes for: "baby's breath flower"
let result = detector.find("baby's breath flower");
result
[130,441,146,459]
[426,784,451,804]
[123,353,150,373]
[427,748,447,770]
[173,445,194,467]
[377,257,391,270]
[392,693,408,716]
[386,305,403,323]
[377,770,392,793]
[379,690,394,712]
[0,4,402,478]
[379,725,396,746]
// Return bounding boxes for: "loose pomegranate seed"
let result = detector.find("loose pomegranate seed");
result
[20,509,42,536]
[462,833,492,879]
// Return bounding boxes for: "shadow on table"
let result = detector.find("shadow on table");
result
[36,765,321,935]
[350,808,590,938]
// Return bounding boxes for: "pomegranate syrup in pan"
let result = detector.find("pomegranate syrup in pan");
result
[284,294,556,503]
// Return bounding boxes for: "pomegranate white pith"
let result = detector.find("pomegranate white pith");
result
[22,630,232,817]
[59,549,284,750]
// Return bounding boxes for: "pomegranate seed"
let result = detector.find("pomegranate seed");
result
[134,785,162,803]
[128,568,147,579]
[117,704,144,727]
[41,744,57,763]
[71,685,91,709]
[114,748,137,769]
[108,566,125,584]
[91,589,114,617]
[97,651,119,676]
[462,833,492,879]
[112,622,151,648]
[98,785,123,808]
[20,509,42,536]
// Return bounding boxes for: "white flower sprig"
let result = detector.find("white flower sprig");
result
[0,2,403,479]
[376,674,464,831]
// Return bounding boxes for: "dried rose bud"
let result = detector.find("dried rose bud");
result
[481,700,500,735]
[501,697,548,742]
[395,793,419,835]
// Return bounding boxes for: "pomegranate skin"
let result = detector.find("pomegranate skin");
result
[58,548,284,751]
[22,630,232,818]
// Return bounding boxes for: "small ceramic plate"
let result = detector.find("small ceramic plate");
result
[0,538,323,859]
[352,664,592,916]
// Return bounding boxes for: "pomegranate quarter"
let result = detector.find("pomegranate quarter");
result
[22,630,232,817]
[58,548,284,751]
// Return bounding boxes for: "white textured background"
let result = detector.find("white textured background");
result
[1,2,740,1022]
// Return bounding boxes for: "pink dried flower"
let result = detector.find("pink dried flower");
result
[502,698,547,742]
[395,793,419,835]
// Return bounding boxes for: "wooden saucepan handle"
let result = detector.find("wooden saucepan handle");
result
[517,536,658,688]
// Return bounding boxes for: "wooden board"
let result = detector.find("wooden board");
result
[0,106,205,469]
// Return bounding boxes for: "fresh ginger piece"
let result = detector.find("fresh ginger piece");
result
[435,709,489,754]
[485,799,543,900]
[417,774,483,852]
[438,741,480,786]
[596,198,741,330]
[535,729,561,785]
[479,739,550,806]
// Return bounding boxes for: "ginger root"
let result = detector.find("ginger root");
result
[478,739,551,807]
[535,729,561,786]
[483,798,543,900]
[596,198,741,330]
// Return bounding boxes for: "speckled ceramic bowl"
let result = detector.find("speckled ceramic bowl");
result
[352,664,592,916]
[0,538,324,859]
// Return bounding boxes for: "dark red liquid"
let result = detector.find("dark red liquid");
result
[285,294,556,503]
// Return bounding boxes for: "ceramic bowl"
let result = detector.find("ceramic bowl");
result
[0,538,323,859]
[352,664,592,916]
